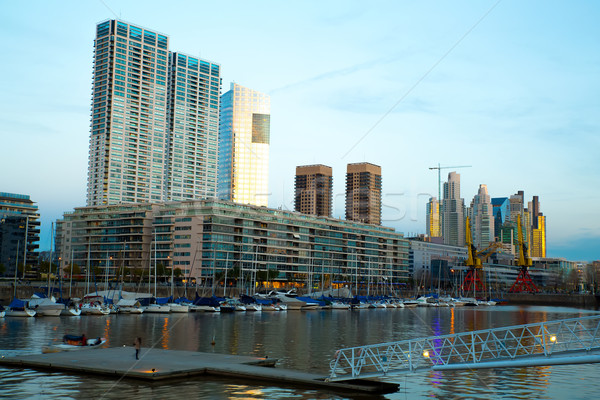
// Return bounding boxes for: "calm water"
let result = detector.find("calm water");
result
[1,305,599,399]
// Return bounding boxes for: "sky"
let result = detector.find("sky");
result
[1,1,599,261]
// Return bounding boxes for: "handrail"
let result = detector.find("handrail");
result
[328,315,600,381]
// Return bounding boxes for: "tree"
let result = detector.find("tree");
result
[0,262,5,276]
[156,263,167,282]
[174,268,183,279]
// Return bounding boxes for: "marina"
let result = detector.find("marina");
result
[1,304,600,398]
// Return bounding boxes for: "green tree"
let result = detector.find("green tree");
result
[174,268,183,279]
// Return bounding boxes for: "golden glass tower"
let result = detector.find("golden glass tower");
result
[218,83,271,206]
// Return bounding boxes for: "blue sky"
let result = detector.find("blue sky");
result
[1,1,599,261]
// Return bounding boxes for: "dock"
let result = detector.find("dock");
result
[0,347,399,395]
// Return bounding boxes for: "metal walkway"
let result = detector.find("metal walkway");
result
[328,314,600,381]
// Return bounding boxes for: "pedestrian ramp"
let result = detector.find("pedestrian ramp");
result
[328,314,600,381]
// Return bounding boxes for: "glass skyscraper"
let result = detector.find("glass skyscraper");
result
[218,83,271,207]
[87,20,220,206]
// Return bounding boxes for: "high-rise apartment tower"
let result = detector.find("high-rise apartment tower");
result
[218,83,271,207]
[345,162,382,225]
[86,20,221,206]
[294,164,333,217]
[441,172,465,247]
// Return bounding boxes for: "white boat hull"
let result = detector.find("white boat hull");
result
[61,307,82,316]
[6,309,36,317]
[144,304,171,313]
[169,304,190,313]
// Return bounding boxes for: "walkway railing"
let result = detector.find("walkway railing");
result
[328,315,600,381]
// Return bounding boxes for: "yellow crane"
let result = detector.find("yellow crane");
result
[462,217,503,293]
[509,214,538,293]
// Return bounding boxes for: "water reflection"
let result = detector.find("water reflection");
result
[0,305,598,399]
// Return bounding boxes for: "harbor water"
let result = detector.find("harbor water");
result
[1,305,599,399]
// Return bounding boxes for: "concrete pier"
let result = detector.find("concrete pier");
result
[0,347,399,395]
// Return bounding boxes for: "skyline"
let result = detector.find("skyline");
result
[1,1,599,261]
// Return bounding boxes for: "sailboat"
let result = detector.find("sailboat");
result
[145,230,170,313]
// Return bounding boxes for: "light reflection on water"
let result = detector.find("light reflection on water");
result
[0,305,599,399]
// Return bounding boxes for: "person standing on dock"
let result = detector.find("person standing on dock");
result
[134,337,142,360]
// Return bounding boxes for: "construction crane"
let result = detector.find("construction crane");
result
[462,217,503,293]
[509,214,538,293]
[428,163,472,203]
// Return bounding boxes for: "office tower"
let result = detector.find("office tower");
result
[441,172,465,247]
[469,184,495,248]
[87,20,170,206]
[491,197,509,239]
[218,83,271,206]
[426,197,440,238]
[345,162,382,225]
[528,196,546,258]
[166,52,221,201]
[294,164,333,217]
[87,20,221,206]
[0,192,40,276]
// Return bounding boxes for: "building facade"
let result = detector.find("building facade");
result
[294,164,333,217]
[469,184,495,248]
[87,20,221,206]
[218,83,271,207]
[345,162,382,225]
[408,238,467,286]
[166,52,221,201]
[441,172,465,247]
[56,200,410,289]
[426,197,441,238]
[0,192,40,276]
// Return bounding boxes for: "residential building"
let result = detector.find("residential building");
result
[86,20,221,206]
[0,192,40,276]
[441,172,465,247]
[294,164,333,217]
[469,184,495,248]
[218,83,271,207]
[56,199,410,287]
[166,52,221,201]
[345,162,382,225]
[87,20,170,206]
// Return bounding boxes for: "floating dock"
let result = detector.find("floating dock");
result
[0,347,398,395]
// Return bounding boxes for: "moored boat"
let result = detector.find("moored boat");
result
[42,335,106,353]
[5,299,36,317]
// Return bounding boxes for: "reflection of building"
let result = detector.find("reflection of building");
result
[426,197,441,238]
[218,83,271,206]
[57,199,409,285]
[86,20,221,206]
[0,192,40,275]
[294,164,333,217]
[345,162,382,225]
[441,172,465,247]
